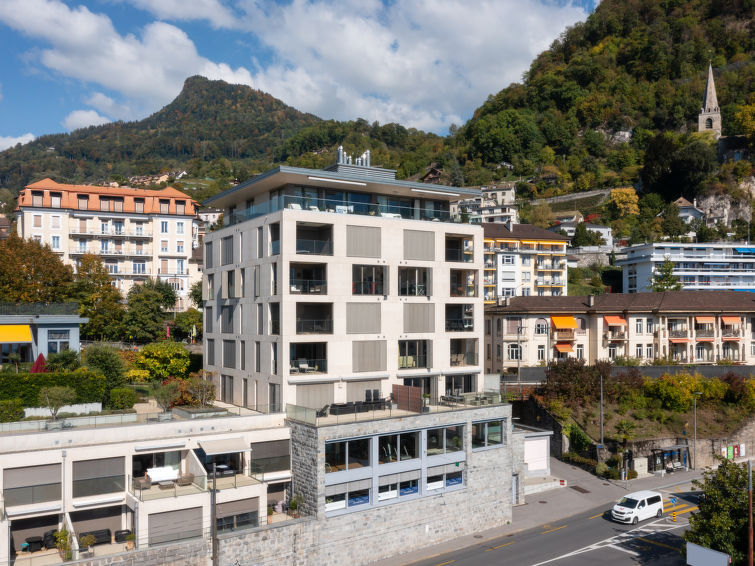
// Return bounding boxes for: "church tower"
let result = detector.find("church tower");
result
[698,62,722,137]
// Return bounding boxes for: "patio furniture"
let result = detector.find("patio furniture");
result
[25,536,43,553]
[43,530,57,549]
[315,404,329,418]
[79,529,111,545]
[147,466,179,483]
[134,474,151,490]
[297,359,312,372]
[114,530,131,543]
[158,481,174,490]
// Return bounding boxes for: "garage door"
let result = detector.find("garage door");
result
[148,507,202,546]
[524,437,548,474]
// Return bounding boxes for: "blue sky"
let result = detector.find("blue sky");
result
[0,0,593,151]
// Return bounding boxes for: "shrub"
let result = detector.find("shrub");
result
[631,408,648,420]
[0,398,23,422]
[564,423,593,454]
[628,469,638,479]
[595,462,609,476]
[109,387,138,410]
[125,369,151,383]
[39,386,76,420]
[46,349,81,372]
[606,466,621,480]
[643,373,698,411]
[698,377,728,404]
[134,341,190,381]
[83,345,126,407]
[607,454,622,468]
[562,452,598,471]
[0,371,105,406]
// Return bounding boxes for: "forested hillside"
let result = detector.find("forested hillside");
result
[0,0,752,209]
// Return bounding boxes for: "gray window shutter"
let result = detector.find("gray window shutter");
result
[403,303,435,333]
[403,230,434,261]
[352,340,387,372]
[347,303,381,334]
[347,225,381,258]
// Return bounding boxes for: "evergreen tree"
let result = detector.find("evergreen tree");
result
[650,258,682,292]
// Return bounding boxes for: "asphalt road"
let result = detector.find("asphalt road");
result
[408,492,701,566]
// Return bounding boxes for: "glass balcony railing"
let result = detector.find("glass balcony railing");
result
[398,355,428,369]
[72,475,125,498]
[250,456,291,481]
[353,282,385,295]
[296,319,333,333]
[445,319,474,332]
[289,358,327,373]
[290,279,327,294]
[296,239,333,255]
[450,352,478,367]
[3,483,61,507]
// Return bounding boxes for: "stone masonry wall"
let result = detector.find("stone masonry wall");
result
[73,538,210,566]
[290,419,319,518]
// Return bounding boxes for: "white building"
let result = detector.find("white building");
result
[16,179,201,310]
[618,241,755,293]
[451,184,518,225]
[550,221,614,248]
[484,291,755,372]
[202,150,487,412]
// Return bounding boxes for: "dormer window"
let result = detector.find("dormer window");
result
[134,198,144,213]
[160,199,170,214]
[50,193,62,208]
[32,191,43,207]
[78,195,89,210]
[176,200,185,215]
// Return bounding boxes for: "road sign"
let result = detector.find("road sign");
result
[670,496,677,505]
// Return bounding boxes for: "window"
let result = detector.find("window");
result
[100,240,109,252]
[205,307,213,333]
[507,344,520,360]
[160,200,170,214]
[427,425,464,455]
[176,259,184,274]
[646,344,653,359]
[32,191,43,206]
[325,438,370,472]
[222,236,234,265]
[608,344,617,359]
[78,195,89,210]
[636,319,643,334]
[398,267,429,296]
[160,240,168,253]
[255,342,261,372]
[503,255,514,264]
[221,305,234,333]
[133,261,146,274]
[205,242,213,268]
[522,255,531,266]
[537,345,545,361]
[113,221,123,234]
[100,198,110,212]
[51,236,60,249]
[207,339,215,365]
[176,221,184,235]
[378,432,419,464]
[223,340,236,369]
[134,198,144,213]
[207,274,214,298]
[646,318,654,334]
[576,344,584,360]
[522,272,531,282]
[101,222,108,235]
[176,201,185,215]
[471,420,504,449]
[48,330,70,354]
[535,319,547,335]
[352,265,386,295]
[636,344,643,358]
[51,216,61,229]
[33,215,42,228]
[177,241,184,254]
[160,221,168,233]
[113,198,123,212]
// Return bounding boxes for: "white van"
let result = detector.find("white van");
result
[611,490,664,524]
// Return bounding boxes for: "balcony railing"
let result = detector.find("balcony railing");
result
[398,355,428,369]
[450,285,478,297]
[296,319,333,333]
[296,239,333,255]
[72,475,125,498]
[3,482,61,507]
[553,329,575,341]
[353,282,385,295]
[250,456,291,482]
[290,279,327,294]
[669,330,688,338]
[445,319,474,332]
[68,229,151,237]
[605,330,627,340]
[450,352,478,367]
[695,328,715,338]
[722,329,741,338]
[0,303,79,315]
[289,358,327,373]
[445,248,474,263]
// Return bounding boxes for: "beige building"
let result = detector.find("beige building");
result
[202,151,488,412]
[16,179,200,310]
[484,291,755,373]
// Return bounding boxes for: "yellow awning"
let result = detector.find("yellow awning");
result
[0,325,32,344]
[603,315,627,326]
[554,343,574,353]
[551,316,577,329]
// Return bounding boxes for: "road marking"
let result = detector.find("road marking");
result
[485,541,514,552]
[608,544,639,556]
[589,513,603,519]
[541,525,567,534]
[675,506,698,515]
[637,537,682,552]
[435,561,455,566]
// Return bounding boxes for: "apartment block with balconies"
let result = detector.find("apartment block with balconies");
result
[484,291,755,373]
[201,150,486,414]
[15,178,200,310]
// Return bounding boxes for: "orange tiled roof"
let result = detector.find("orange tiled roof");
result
[18,178,198,216]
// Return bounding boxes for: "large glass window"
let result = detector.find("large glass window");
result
[325,439,371,473]
[352,265,386,295]
[472,420,504,450]
[398,267,430,296]
[379,432,419,464]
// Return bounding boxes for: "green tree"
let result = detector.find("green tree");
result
[82,345,126,407]
[189,280,203,309]
[46,350,80,372]
[661,204,688,239]
[684,458,748,564]
[73,254,125,340]
[134,341,190,382]
[651,258,682,292]
[121,279,176,342]
[151,380,181,412]
[174,308,202,341]
[39,386,76,420]
[528,203,554,228]
[0,233,74,303]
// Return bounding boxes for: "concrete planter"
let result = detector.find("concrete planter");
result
[172,406,228,420]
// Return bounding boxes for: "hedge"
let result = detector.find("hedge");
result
[109,387,138,410]
[0,399,24,422]
[0,371,106,407]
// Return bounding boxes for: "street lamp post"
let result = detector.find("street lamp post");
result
[693,391,702,470]
[600,372,604,446]
[517,323,522,397]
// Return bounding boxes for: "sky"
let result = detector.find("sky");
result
[0,0,594,152]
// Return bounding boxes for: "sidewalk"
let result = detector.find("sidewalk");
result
[369,457,704,566]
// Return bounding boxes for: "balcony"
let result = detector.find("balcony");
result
[604,330,627,341]
[450,352,478,367]
[72,475,125,498]
[398,340,430,369]
[553,329,575,341]
[399,267,429,296]
[296,239,333,255]
[289,358,327,373]
[722,329,741,338]
[445,319,474,332]
[450,338,478,367]
[296,303,333,334]
[290,342,327,374]
[450,269,478,297]
[669,330,688,339]
[398,354,429,369]
[445,236,474,263]
[290,279,327,294]
[695,328,715,338]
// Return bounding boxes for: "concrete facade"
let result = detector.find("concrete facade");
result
[202,157,485,412]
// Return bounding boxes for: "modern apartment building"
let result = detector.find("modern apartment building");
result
[0,409,291,565]
[484,291,755,373]
[450,184,518,225]
[483,223,569,303]
[16,179,200,310]
[201,150,487,412]
[618,242,755,293]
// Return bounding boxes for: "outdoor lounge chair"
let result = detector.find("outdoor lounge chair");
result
[176,472,195,486]
[316,404,329,418]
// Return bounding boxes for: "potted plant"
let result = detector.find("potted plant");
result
[422,393,430,412]
[267,506,274,525]
[125,533,135,551]
[79,534,96,555]
[289,494,302,518]
[55,529,71,561]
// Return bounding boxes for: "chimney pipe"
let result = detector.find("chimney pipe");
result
[587,295,595,307]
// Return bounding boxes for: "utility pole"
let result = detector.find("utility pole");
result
[600,372,604,446]
[749,459,753,566]
[517,323,522,398]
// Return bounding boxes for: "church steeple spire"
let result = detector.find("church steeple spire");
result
[698,62,721,137]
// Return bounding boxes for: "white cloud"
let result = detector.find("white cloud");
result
[123,0,238,30]
[63,109,111,130]
[0,133,35,151]
[86,92,132,121]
